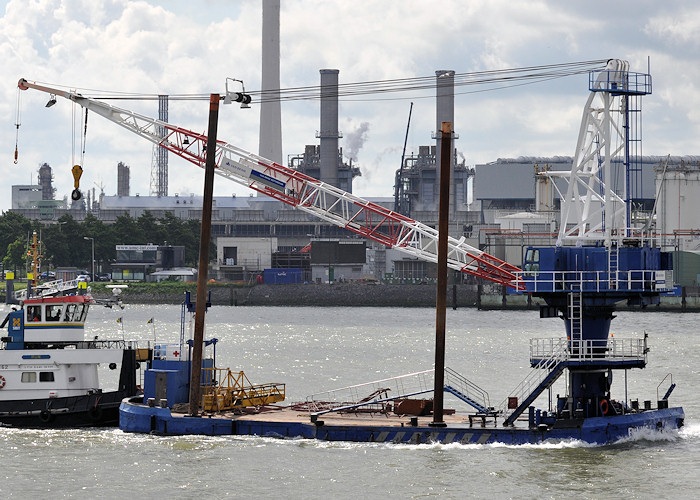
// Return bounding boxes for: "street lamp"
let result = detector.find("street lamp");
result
[83,236,94,281]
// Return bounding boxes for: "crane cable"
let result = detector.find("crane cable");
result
[81,108,89,167]
[14,87,21,164]
[25,59,609,104]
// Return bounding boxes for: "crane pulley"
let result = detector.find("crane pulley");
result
[17,77,523,289]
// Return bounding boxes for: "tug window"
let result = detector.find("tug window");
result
[21,372,37,383]
[64,303,86,322]
[39,372,55,382]
[26,306,42,322]
[76,304,87,322]
[46,305,63,322]
[64,304,77,321]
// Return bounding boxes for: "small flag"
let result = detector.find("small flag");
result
[116,317,122,324]
[147,317,153,324]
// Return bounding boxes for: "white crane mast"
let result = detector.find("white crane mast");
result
[544,59,650,248]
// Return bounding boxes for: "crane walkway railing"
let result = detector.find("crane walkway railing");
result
[531,337,648,363]
[516,269,673,294]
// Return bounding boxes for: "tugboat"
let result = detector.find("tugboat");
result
[0,236,143,427]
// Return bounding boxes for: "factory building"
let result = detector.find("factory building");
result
[394,71,474,218]
[288,69,361,193]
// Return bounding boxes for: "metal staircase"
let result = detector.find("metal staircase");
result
[501,341,568,426]
[444,367,492,414]
[608,244,619,289]
[568,285,582,346]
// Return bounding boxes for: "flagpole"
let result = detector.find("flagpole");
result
[117,317,124,343]
[148,317,155,345]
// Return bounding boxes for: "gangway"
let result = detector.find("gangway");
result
[298,367,492,417]
[17,79,523,289]
[14,278,81,301]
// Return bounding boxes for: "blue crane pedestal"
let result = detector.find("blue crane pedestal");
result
[514,244,678,425]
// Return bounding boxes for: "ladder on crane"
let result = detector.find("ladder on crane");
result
[18,78,523,289]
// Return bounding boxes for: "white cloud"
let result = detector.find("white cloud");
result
[645,8,700,48]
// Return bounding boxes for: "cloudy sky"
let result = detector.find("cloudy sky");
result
[1,0,698,212]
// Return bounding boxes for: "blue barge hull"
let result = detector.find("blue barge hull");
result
[119,399,684,445]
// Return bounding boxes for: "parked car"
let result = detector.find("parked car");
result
[40,271,56,280]
[76,274,91,282]
[97,273,112,282]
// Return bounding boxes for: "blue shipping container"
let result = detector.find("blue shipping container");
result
[263,268,303,284]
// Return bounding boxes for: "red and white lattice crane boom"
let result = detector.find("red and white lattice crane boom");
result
[18,78,522,288]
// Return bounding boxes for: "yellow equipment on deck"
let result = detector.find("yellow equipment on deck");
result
[201,368,285,412]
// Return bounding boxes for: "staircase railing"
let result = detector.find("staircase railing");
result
[499,339,568,422]
[444,366,492,413]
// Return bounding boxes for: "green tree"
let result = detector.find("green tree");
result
[81,213,115,273]
[137,211,163,244]
[0,211,31,255]
[112,214,144,244]
[3,236,28,274]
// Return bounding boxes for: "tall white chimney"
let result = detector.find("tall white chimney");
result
[259,0,282,164]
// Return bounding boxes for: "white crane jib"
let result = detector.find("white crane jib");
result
[544,59,651,248]
[18,78,522,289]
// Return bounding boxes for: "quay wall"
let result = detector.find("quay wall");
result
[89,283,700,311]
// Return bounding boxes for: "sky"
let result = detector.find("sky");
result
[1,0,699,213]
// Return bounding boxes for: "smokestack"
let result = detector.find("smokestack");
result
[259,0,283,164]
[435,70,455,214]
[319,69,340,188]
[117,161,130,197]
[38,162,55,200]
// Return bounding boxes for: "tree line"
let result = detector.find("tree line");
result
[0,211,209,276]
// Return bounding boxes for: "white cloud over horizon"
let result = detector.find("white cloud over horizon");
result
[1,0,699,212]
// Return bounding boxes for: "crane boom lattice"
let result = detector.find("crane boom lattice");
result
[18,78,522,288]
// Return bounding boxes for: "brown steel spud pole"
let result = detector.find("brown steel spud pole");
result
[188,94,219,417]
[431,121,452,427]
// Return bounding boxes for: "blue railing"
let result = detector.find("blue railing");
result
[589,70,652,95]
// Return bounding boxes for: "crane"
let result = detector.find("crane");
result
[17,78,522,289]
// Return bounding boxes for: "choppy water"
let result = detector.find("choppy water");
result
[1,304,698,499]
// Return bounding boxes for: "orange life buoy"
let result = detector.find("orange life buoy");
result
[600,398,609,416]
[0,375,5,389]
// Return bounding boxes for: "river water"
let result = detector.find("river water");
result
[1,304,698,499]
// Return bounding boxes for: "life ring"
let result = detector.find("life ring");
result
[0,375,5,389]
[39,409,53,423]
[600,398,610,416]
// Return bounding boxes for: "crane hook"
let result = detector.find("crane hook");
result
[71,164,83,200]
